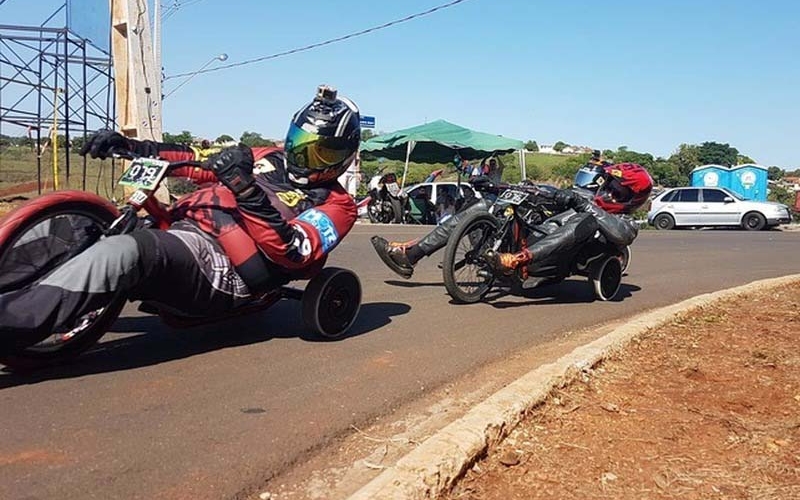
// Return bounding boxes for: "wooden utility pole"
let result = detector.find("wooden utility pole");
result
[110,0,168,202]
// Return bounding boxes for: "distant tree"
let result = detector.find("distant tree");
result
[361,129,375,142]
[239,131,275,147]
[524,140,539,152]
[768,184,795,206]
[602,149,615,160]
[71,135,87,151]
[737,154,756,165]
[617,145,629,152]
[553,141,567,152]
[163,130,193,145]
[767,166,785,181]
[7,135,35,150]
[650,159,687,187]
[613,148,656,169]
[551,153,590,179]
[668,143,701,178]
[696,141,738,167]
[215,134,235,144]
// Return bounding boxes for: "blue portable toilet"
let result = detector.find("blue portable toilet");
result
[691,164,768,201]
[691,165,732,190]
[730,164,768,201]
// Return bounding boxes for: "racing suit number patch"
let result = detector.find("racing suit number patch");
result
[297,209,339,253]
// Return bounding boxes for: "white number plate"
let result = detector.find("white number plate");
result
[386,182,401,197]
[118,158,170,190]
[498,189,529,205]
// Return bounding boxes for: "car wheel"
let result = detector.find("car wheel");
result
[741,211,766,231]
[653,213,675,230]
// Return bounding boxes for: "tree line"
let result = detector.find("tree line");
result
[2,131,797,185]
[0,130,277,150]
[523,139,798,186]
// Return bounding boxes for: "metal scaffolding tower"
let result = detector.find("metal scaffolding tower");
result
[0,1,115,193]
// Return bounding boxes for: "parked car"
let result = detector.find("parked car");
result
[404,181,482,224]
[647,186,791,231]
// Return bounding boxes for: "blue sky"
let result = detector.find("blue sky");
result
[2,0,799,167]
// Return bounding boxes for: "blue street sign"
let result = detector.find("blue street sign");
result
[360,115,375,128]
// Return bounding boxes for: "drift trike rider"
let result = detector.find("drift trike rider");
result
[0,85,361,352]
[372,161,653,278]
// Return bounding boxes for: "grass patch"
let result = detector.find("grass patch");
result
[359,151,590,194]
[0,147,125,200]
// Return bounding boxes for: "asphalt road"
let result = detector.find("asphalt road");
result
[2,225,799,500]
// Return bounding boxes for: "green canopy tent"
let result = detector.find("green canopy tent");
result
[360,119,526,188]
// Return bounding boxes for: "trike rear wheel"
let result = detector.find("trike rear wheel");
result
[589,254,622,301]
[620,245,631,274]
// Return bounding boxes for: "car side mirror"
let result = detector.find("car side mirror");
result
[723,196,734,203]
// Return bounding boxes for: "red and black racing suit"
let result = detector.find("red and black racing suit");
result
[0,141,357,351]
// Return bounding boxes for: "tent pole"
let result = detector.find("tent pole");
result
[401,141,413,189]
[520,149,527,180]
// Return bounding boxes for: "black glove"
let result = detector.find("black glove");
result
[205,144,256,196]
[552,188,581,209]
[80,130,132,159]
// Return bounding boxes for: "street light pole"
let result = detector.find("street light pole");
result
[163,53,228,99]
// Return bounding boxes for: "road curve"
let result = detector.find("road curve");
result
[1,226,798,500]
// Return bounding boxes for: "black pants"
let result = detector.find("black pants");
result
[525,212,600,268]
[415,198,491,259]
[0,229,251,351]
[413,198,599,267]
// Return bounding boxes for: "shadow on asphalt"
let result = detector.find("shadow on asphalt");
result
[384,279,443,288]
[0,301,410,387]
[484,280,641,308]
[383,278,642,306]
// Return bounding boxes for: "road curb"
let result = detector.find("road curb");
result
[345,274,800,500]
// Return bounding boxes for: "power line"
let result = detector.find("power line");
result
[164,0,471,80]
[162,0,206,21]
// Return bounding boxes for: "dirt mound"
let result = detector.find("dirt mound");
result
[447,282,800,499]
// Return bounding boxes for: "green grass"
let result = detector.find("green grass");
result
[359,151,587,194]
[0,147,125,200]
[523,152,573,177]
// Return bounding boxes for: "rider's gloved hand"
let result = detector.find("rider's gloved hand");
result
[552,188,582,209]
[80,130,132,159]
[206,144,256,197]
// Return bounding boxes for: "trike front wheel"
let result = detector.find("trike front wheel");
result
[442,212,500,304]
[302,267,362,339]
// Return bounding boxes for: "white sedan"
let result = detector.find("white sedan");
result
[647,186,791,230]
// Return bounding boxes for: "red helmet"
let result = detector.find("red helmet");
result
[594,163,653,214]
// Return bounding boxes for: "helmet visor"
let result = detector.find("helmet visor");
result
[573,168,601,190]
[285,123,355,171]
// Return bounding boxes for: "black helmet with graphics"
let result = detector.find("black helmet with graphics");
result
[284,85,360,189]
